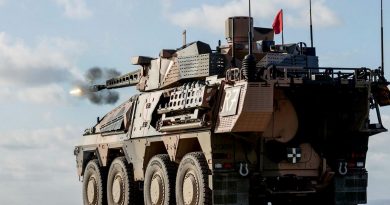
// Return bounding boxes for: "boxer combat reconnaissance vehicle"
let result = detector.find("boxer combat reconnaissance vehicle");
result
[74,16,390,205]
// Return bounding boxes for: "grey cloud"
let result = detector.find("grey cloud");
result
[72,67,122,105]
[85,67,103,82]
[84,89,120,105]
[84,66,121,84]
[105,68,121,79]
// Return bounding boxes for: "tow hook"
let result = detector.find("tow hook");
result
[239,162,249,177]
[338,161,348,175]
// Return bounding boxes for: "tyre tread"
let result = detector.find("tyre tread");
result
[176,152,211,205]
[107,156,138,205]
[189,152,211,205]
[83,159,107,205]
[144,154,176,205]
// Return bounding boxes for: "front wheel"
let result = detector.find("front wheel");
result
[175,152,211,205]
[83,159,107,205]
[107,157,137,205]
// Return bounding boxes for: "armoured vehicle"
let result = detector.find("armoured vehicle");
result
[74,16,390,205]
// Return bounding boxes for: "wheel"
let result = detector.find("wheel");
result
[83,159,107,205]
[107,157,137,205]
[144,154,176,205]
[175,152,211,205]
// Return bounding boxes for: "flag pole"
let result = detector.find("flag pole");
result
[282,9,284,45]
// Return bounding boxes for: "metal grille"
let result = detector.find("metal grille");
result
[257,53,293,67]
[178,53,225,79]
[162,54,225,88]
[158,82,209,114]
[242,84,273,112]
[178,54,210,78]
[162,60,180,87]
[257,53,319,68]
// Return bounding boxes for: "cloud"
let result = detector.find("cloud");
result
[0,125,81,180]
[286,0,341,28]
[163,0,341,34]
[56,0,92,19]
[0,84,68,104]
[369,199,390,205]
[0,0,6,6]
[0,32,84,104]
[0,126,82,204]
[0,126,78,151]
[367,113,390,200]
[0,33,83,86]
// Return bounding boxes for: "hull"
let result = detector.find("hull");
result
[75,71,386,205]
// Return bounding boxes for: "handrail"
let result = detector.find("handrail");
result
[262,65,382,83]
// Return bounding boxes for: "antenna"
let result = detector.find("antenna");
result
[381,0,385,77]
[241,0,256,82]
[182,30,187,46]
[248,0,253,55]
[309,0,314,47]
[231,18,236,67]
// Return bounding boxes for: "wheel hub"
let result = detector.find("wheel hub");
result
[112,174,123,204]
[150,173,164,205]
[87,176,97,204]
[183,171,198,205]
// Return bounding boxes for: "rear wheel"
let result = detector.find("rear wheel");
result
[107,157,137,205]
[83,159,107,205]
[144,154,176,205]
[175,152,211,205]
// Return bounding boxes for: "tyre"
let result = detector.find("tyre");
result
[175,152,211,205]
[144,154,176,205]
[83,159,107,205]
[107,157,137,205]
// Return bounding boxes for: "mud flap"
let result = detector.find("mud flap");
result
[334,171,368,205]
[213,172,250,205]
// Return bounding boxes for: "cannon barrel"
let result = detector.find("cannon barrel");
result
[89,84,107,92]
[89,69,142,92]
[105,69,141,89]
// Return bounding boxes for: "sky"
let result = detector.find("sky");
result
[0,0,389,204]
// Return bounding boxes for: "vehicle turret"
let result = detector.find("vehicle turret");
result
[91,16,322,94]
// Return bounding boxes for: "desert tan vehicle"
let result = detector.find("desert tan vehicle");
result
[74,16,390,205]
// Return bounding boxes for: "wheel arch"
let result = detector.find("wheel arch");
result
[75,146,96,177]
[175,137,202,162]
[143,141,168,173]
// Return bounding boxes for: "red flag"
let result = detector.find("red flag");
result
[272,9,283,34]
